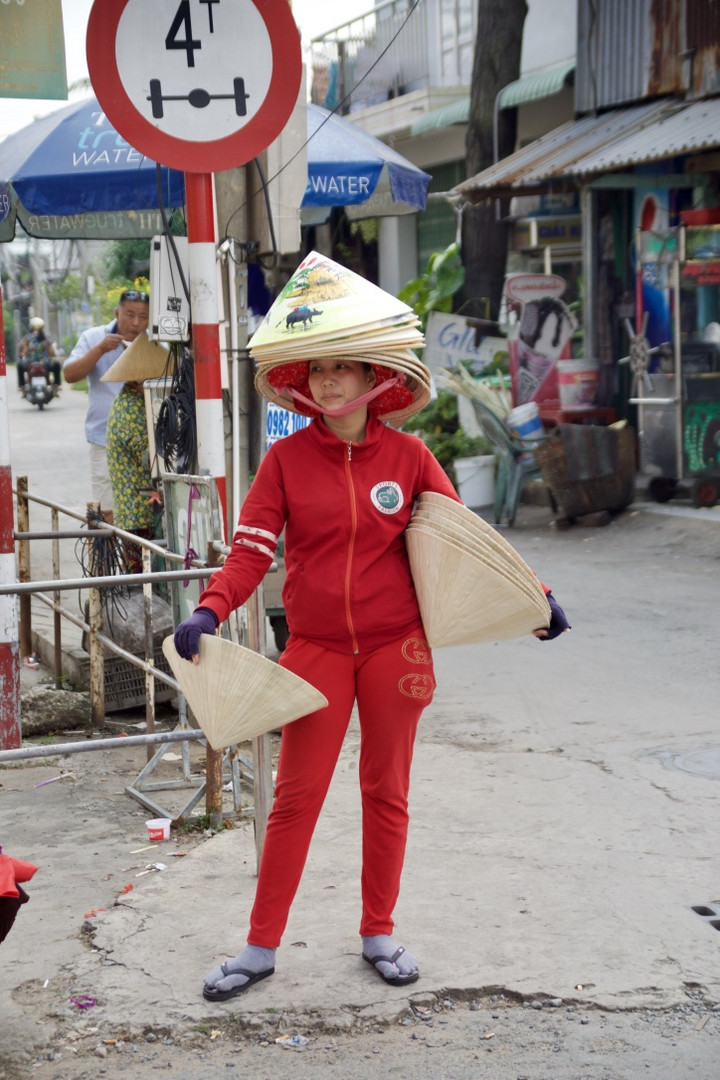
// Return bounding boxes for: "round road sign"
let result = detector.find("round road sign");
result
[87,0,302,173]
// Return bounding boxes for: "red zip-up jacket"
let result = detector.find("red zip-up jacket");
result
[198,414,461,654]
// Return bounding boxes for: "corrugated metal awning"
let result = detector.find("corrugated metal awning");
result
[498,59,575,109]
[454,97,720,201]
[411,97,470,136]
[411,60,575,137]
[569,97,720,174]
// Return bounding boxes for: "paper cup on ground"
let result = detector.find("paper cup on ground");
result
[147,818,171,841]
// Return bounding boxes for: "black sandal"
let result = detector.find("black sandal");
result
[202,964,274,1001]
[362,945,419,987]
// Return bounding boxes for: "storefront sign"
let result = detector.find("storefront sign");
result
[682,261,720,286]
[504,274,575,406]
[423,312,506,377]
[635,188,672,347]
[511,216,582,252]
[266,402,311,447]
[0,0,67,100]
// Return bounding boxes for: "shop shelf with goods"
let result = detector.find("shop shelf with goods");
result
[630,224,720,508]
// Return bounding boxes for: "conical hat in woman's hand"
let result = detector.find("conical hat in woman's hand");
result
[162,635,328,750]
[406,492,551,647]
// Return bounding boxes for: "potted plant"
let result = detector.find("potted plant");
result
[403,389,495,503]
[399,243,466,334]
[399,244,497,506]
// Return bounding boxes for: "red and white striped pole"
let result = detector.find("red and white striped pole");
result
[185,172,227,535]
[0,285,21,750]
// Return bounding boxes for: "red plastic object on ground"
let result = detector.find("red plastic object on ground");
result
[0,852,38,945]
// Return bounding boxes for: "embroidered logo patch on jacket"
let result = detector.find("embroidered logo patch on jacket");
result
[370,481,404,514]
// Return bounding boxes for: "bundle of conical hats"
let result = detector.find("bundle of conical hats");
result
[406,492,551,647]
[250,251,432,426]
[162,635,328,750]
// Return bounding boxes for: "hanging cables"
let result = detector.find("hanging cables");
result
[253,157,279,270]
[74,508,131,635]
[154,344,197,474]
[156,164,191,307]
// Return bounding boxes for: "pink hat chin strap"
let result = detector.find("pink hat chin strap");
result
[280,375,403,418]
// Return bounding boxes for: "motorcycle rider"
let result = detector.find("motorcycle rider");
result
[18,317,61,395]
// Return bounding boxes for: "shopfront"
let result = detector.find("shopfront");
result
[634,220,720,506]
[508,194,582,311]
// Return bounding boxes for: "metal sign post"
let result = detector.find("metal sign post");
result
[86,0,303,526]
[0,285,20,750]
[86,0,302,834]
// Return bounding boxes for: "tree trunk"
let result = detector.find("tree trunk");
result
[459,0,528,321]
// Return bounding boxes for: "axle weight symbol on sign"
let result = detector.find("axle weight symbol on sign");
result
[148,77,250,119]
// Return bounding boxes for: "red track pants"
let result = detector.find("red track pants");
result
[247,628,436,947]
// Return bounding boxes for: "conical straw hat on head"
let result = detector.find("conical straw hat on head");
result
[248,250,421,356]
[162,635,328,750]
[250,251,431,426]
[101,332,175,383]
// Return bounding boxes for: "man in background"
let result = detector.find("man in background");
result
[64,290,150,523]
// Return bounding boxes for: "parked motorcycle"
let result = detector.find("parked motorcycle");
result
[23,357,57,409]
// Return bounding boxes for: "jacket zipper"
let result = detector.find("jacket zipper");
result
[344,441,359,653]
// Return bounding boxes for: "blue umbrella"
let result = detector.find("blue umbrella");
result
[303,104,431,221]
[0,96,185,241]
[0,97,430,241]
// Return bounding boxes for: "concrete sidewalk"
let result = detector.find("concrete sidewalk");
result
[3,496,720,1061]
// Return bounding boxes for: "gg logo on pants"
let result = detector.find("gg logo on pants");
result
[401,637,432,664]
[398,673,435,700]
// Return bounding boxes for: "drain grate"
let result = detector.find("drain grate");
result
[691,902,720,933]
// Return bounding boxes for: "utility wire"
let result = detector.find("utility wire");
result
[222,0,424,243]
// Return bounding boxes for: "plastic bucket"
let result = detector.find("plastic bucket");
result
[507,402,544,442]
[557,361,599,407]
[146,818,172,842]
[454,455,495,508]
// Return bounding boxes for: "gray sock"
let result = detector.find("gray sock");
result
[204,944,276,994]
[362,934,418,980]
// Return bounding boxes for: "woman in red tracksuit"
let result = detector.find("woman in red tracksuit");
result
[174,355,569,1002]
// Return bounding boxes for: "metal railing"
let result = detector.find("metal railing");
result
[310,0,430,112]
[1,480,261,839]
[309,0,477,114]
[11,478,211,726]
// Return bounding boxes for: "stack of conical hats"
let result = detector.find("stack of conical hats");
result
[406,492,551,647]
[250,251,432,425]
[162,635,328,750]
